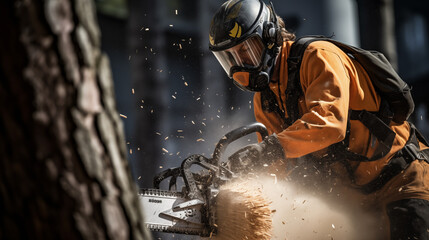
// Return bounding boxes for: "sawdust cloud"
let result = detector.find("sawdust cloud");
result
[214,180,273,240]
[212,176,382,240]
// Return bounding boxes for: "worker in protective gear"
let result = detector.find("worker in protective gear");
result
[209,0,429,239]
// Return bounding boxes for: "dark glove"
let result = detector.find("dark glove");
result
[227,134,285,173]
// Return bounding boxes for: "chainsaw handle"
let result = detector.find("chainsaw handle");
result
[212,122,269,166]
[181,154,215,200]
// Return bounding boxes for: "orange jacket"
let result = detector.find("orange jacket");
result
[253,40,413,186]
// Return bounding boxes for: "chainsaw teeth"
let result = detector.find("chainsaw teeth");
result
[139,189,183,198]
[146,224,204,235]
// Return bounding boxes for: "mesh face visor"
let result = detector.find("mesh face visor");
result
[212,35,265,77]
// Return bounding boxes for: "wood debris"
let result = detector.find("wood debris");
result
[213,180,272,240]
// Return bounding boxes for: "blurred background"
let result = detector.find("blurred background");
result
[94,0,429,191]
[93,0,429,238]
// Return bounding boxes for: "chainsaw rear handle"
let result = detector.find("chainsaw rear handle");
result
[211,122,269,166]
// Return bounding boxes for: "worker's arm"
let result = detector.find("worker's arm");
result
[280,46,350,158]
[256,46,351,159]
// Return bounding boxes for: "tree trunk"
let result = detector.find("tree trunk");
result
[0,0,151,239]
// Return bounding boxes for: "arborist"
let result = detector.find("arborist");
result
[208,0,429,239]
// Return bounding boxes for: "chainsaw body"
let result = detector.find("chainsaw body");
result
[139,123,269,236]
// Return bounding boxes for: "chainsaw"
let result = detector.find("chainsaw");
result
[138,122,269,236]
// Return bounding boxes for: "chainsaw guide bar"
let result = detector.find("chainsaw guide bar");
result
[139,189,206,235]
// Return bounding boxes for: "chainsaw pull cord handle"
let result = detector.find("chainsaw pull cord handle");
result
[211,122,269,167]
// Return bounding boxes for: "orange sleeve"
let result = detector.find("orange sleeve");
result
[277,47,350,158]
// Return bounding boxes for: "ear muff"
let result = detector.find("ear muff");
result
[263,22,282,47]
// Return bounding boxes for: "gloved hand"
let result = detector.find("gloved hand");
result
[227,134,285,173]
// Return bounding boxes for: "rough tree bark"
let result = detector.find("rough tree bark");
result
[0,0,151,239]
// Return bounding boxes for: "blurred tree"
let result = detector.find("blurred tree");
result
[0,0,151,239]
[356,0,398,69]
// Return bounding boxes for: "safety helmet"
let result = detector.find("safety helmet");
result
[209,0,282,92]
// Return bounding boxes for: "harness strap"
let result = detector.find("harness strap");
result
[349,108,396,161]
[261,88,291,127]
[316,105,395,166]
[286,37,322,125]
[361,123,429,194]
